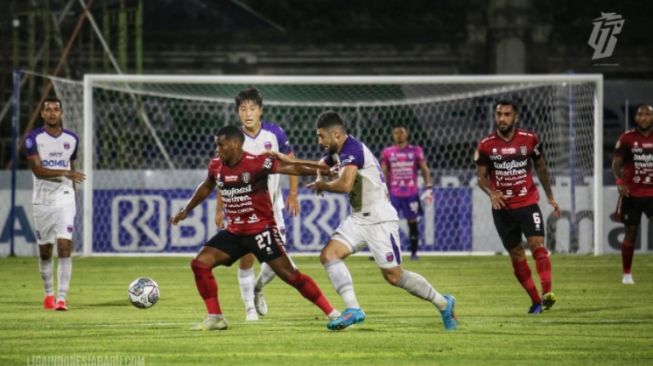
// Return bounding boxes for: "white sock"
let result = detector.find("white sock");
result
[57,257,72,301]
[39,258,54,296]
[398,270,448,311]
[254,262,277,292]
[324,260,360,309]
[238,268,255,310]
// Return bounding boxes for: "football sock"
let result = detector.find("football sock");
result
[39,257,54,296]
[324,260,360,309]
[286,271,335,315]
[512,258,541,304]
[238,268,255,310]
[190,259,221,315]
[532,247,552,294]
[621,239,634,274]
[254,262,277,291]
[408,221,419,255]
[398,270,448,311]
[56,257,72,301]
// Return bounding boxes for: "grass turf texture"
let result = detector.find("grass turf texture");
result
[1,255,651,366]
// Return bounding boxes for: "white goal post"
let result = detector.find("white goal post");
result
[80,74,604,256]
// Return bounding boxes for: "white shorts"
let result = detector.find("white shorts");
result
[332,216,402,269]
[32,200,76,245]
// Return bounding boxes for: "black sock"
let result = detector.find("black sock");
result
[408,221,419,255]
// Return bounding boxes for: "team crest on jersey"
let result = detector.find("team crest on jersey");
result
[385,252,394,262]
[264,141,272,150]
[520,146,528,155]
[241,172,251,183]
[63,142,70,150]
[67,225,74,233]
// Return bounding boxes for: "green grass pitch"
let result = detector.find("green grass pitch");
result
[1,254,651,366]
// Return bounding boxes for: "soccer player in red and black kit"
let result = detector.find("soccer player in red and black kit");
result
[475,100,560,314]
[170,125,340,330]
[612,104,653,285]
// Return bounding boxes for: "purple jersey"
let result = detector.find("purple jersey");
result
[381,145,425,197]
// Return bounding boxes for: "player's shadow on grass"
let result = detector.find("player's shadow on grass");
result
[79,300,128,308]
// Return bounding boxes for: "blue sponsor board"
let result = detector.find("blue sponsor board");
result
[93,188,472,253]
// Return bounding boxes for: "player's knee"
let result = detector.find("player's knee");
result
[319,249,336,265]
[382,269,403,286]
[239,254,255,269]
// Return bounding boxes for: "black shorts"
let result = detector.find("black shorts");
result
[492,204,545,251]
[620,196,653,226]
[204,226,287,266]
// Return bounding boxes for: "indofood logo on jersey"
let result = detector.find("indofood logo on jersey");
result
[493,160,527,170]
[221,184,253,197]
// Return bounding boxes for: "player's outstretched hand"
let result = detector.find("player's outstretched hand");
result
[66,170,86,183]
[420,188,434,205]
[548,198,561,217]
[214,211,226,229]
[170,208,188,226]
[306,169,324,196]
[286,193,300,216]
[617,183,630,197]
[490,190,506,210]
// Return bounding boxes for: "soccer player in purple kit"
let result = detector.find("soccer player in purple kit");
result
[475,100,559,314]
[381,124,433,260]
[215,88,300,321]
[25,97,85,311]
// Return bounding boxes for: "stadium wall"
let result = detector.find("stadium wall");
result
[1,171,647,257]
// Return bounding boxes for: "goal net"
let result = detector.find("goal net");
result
[48,75,603,256]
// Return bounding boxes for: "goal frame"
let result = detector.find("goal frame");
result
[82,74,604,256]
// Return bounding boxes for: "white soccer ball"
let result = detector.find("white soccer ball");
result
[128,277,160,309]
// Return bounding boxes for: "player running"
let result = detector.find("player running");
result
[171,125,340,331]
[296,111,456,331]
[474,100,559,314]
[25,97,85,311]
[380,123,433,260]
[611,104,653,285]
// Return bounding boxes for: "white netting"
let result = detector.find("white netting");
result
[47,75,601,255]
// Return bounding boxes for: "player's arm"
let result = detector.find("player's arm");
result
[307,165,357,194]
[170,177,216,225]
[476,164,505,210]
[286,152,300,216]
[214,190,226,228]
[380,160,390,186]
[274,154,331,176]
[27,155,85,183]
[612,151,629,197]
[533,155,561,216]
[418,160,434,204]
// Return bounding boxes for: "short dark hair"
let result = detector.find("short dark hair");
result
[42,97,62,111]
[495,100,518,112]
[235,87,263,111]
[216,125,245,144]
[316,111,346,131]
[392,123,408,131]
